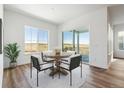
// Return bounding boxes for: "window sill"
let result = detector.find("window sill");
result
[24,52,41,55]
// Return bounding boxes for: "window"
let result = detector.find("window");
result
[25,25,48,52]
[118,31,124,50]
[62,30,89,62]
[62,31,73,51]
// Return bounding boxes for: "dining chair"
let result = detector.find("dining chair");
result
[61,51,76,62]
[41,52,55,63]
[67,50,76,55]
[31,56,54,87]
[58,54,82,86]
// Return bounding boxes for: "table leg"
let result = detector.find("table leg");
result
[49,67,68,76]
[59,69,68,75]
[49,59,68,76]
[49,68,59,76]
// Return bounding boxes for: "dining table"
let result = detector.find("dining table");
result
[45,53,71,76]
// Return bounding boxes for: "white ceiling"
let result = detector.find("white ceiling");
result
[109,5,124,25]
[4,4,113,25]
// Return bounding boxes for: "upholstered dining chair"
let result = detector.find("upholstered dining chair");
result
[31,56,54,87]
[61,51,76,62]
[58,54,82,86]
[41,52,55,63]
[67,50,76,55]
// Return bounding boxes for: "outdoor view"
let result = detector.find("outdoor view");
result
[25,26,48,52]
[63,32,74,51]
[63,31,89,62]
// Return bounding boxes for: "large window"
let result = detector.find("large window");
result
[118,31,124,50]
[62,30,89,63]
[25,26,48,52]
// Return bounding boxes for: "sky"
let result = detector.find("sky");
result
[25,26,89,44]
[63,31,89,44]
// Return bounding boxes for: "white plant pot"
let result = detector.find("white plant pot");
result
[10,62,17,68]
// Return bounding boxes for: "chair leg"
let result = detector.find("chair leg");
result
[52,64,54,79]
[30,63,32,78]
[37,70,39,87]
[59,66,60,79]
[81,62,82,78]
[44,70,46,73]
[70,71,72,86]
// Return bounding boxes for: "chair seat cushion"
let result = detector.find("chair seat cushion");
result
[59,62,69,70]
[45,58,54,62]
[40,63,53,70]
[61,58,69,62]
[67,51,76,55]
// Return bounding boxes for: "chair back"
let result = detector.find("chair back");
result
[67,51,76,55]
[69,54,82,71]
[31,56,41,71]
[41,52,47,62]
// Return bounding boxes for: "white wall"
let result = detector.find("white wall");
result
[0,4,3,88]
[4,9,58,68]
[107,7,114,65]
[58,7,108,69]
[113,24,124,58]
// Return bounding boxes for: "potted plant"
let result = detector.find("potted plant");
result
[4,43,20,68]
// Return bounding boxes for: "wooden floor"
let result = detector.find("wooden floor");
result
[3,59,124,88]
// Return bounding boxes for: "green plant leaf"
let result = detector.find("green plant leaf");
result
[4,43,20,63]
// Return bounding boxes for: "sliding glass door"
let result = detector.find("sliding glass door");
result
[62,30,89,63]
[62,31,74,51]
[79,32,89,62]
